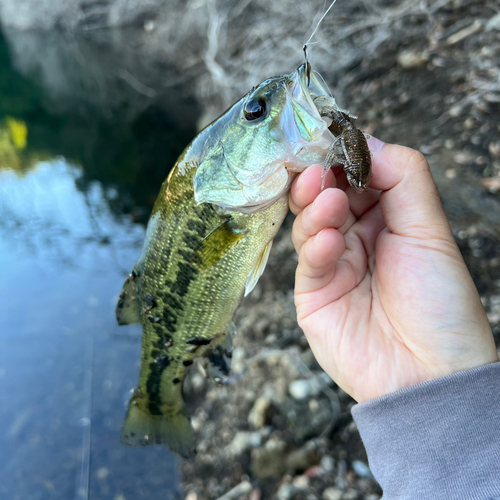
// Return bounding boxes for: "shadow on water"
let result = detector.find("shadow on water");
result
[0,27,201,500]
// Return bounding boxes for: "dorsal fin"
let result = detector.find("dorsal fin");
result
[116,270,141,325]
[245,239,273,297]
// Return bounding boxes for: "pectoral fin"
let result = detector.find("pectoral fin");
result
[116,270,140,325]
[198,219,247,269]
[244,240,273,297]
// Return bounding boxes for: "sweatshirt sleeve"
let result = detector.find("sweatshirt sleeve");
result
[351,362,500,500]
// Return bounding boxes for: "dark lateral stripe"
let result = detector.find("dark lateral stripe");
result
[175,262,199,297]
[186,336,216,346]
[162,308,178,333]
[183,233,200,250]
[155,356,171,369]
[163,292,182,311]
[187,219,205,234]
[145,210,214,412]
[146,361,164,415]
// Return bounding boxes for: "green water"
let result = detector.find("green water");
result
[0,28,200,500]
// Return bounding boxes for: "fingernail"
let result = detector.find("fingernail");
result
[367,136,385,152]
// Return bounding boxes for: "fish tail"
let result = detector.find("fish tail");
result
[121,401,196,459]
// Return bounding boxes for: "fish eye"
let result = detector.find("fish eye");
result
[243,98,267,121]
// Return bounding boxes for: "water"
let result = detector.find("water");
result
[0,28,200,500]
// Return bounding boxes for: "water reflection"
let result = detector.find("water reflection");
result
[0,27,200,220]
[0,160,183,499]
[0,160,144,269]
[0,25,200,500]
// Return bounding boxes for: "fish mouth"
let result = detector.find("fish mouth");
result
[287,63,322,120]
[288,63,333,121]
[290,63,311,101]
[297,62,310,89]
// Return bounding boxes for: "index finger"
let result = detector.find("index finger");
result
[289,164,335,215]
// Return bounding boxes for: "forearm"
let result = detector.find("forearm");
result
[352,362,500,500]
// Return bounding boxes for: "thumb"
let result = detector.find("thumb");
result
[368,138,452,240]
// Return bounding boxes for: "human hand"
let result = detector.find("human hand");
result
[290,139,498,403]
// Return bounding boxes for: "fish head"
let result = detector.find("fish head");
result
[193,63,335,213]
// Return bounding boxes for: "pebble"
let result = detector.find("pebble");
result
[309,399,319,412]
[286,445,320,472]
[225,431,261,456]
[191,410,208,432]
[481,177,500,194]
[231,348,246,373]
[143,20,155,32]
[248,397,271,429]
[265,333,278,344]
[335,460,347,489]
[320,455,335,472]
[463,117,476,129]
[289,378,321,400]
[293,475,310,489]
[397,50,428,69]
[489,142,500,157]
[322,487,343,500]
[276,484,295,500]
[352,460,373,479]
[342,490,359,500]
[454,152,471,165]
[250,489,261,500]
[251,439,287,479]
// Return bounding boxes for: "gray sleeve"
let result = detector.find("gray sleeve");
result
[351,362,500,500]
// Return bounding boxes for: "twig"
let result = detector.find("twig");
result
[215,481,252,500]
[117,69,156,98]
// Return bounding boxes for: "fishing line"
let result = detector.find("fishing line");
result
[303,0,338,47]
[303,0,338,84]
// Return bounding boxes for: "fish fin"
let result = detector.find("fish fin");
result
[116,270,141,325]
[198,219,246,269]
[245,240,273,297]
[121,403,196,459]
[203,323,235,383]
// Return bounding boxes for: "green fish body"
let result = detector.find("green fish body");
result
[117,64,337,458]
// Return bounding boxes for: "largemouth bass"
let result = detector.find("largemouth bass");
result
[116,63,369,458]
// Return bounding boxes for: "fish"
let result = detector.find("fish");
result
[116,63,370,458]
